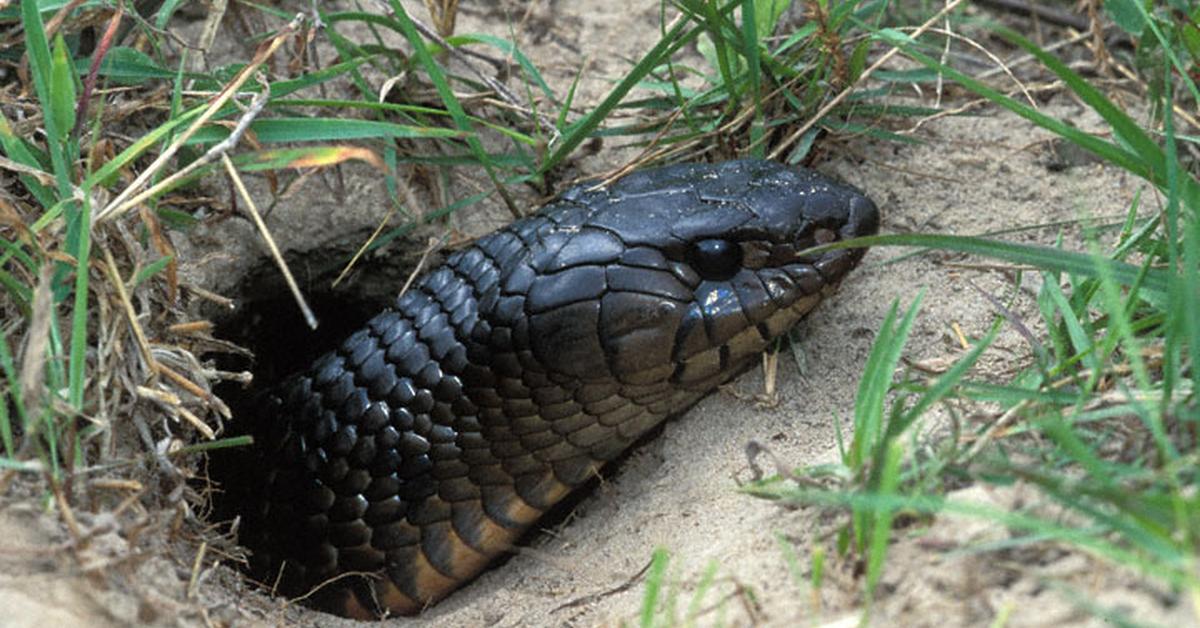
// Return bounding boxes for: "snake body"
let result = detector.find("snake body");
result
[230,159,878,618]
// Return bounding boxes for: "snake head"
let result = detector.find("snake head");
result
[514,159,879,395]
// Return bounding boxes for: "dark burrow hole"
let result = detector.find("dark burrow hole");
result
[204,238,421,543]
[211,244,420,388]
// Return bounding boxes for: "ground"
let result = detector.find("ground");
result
[0,1,1193,627]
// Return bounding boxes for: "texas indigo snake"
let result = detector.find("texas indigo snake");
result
[223,159,879,618]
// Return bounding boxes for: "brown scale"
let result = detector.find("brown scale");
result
[225,159,879,618]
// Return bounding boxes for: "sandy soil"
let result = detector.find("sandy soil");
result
[1,1,1194,627]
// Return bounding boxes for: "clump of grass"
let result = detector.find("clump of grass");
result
[743,1,1200,622]
[0,1,543,481]
[634,547,761,628]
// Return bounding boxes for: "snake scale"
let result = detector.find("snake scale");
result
[224,159,879,618]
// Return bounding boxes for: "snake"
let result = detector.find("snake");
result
[225,159,879,618]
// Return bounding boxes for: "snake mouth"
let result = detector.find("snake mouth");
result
[746,190,878,268]
[794,192,880,284]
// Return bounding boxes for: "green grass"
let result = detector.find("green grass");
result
[1,0,1198,624]
[738,3,1200,624]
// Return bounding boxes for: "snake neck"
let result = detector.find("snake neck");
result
[235,227,679,614]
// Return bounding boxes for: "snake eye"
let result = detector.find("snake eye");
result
[687,238,742,281]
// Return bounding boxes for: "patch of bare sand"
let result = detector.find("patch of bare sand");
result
[872,484,1193,628]
[2,2,1194,627]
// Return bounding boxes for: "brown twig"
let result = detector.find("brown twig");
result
[551,556,654,613]
[103,245,158,378]
[398,235,447,299]
[221,152,319,330]
[74,6,124,138]
[331,170,424,287]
